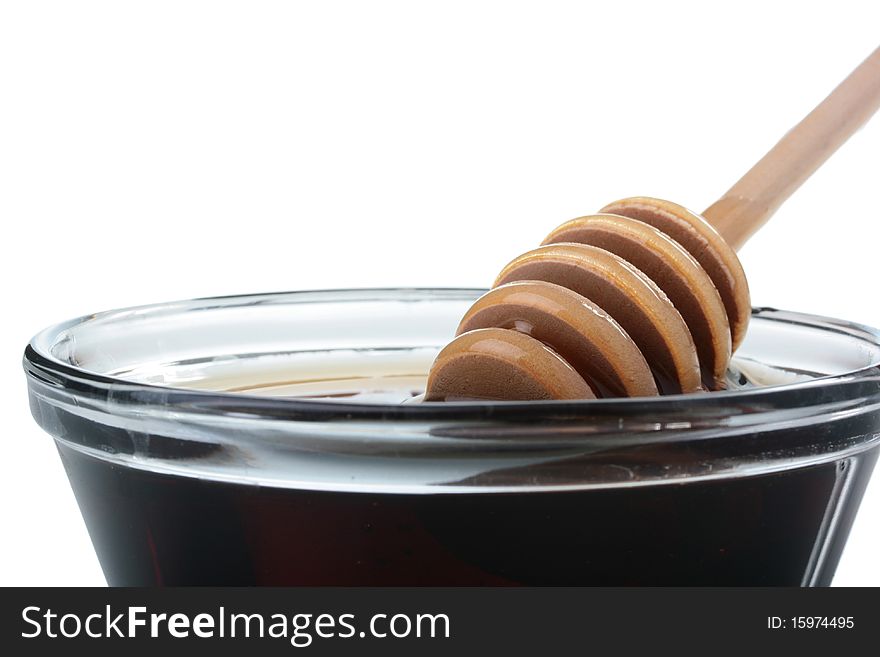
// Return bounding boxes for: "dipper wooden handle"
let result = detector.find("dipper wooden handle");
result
[703,45,880,250]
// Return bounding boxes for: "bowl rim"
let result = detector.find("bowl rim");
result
[23,287,880,423]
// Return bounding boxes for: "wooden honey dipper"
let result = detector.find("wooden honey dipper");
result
[425,46,880,401]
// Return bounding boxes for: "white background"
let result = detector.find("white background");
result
[1,1,879,586]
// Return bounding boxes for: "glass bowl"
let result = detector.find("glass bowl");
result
[23,289,880,586]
